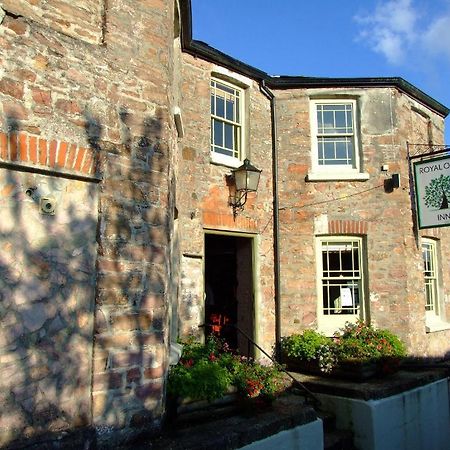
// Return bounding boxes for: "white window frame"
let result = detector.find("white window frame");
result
[316,236,366,336]
[308,99,369,181]
[421,238,450,332]
[210,78,244,168]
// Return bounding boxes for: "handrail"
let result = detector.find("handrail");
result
[200,322,320,406]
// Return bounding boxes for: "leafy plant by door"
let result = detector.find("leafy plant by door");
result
[167,336,286,403]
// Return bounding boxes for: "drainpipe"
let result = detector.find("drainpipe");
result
[259,79,282,359]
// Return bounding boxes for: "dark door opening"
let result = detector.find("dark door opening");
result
[204,234,254,357]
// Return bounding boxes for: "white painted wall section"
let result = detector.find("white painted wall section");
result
[317,378,450,450]
[240,418,323,450]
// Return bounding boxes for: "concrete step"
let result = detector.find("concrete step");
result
[324,429,356,450]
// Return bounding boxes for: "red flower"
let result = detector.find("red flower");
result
[182,358,194,367]
[209,352,216,361]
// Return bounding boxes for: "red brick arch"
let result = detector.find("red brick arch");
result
[328,219,368,235]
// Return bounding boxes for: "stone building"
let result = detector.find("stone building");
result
[0,0,448,447]
[176,2,450,360]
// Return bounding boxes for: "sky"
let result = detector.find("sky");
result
[191,0,450,143]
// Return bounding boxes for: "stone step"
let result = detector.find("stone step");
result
[316,410,336,431]
[324,429,356,450]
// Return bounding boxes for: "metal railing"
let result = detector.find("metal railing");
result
[200,322,320,406]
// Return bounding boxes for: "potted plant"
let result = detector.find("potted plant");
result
[281,322,407,380]
[166,337,286,418]
[333,321,406,377]
[280,330,337,374]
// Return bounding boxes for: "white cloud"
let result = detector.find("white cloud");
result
[423,15,450,62]
[355,0,418,64]
[355,0,450,67]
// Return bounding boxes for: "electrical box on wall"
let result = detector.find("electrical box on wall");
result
[392,173,400,189]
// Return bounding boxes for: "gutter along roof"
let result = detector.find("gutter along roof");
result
[179,0,449,118]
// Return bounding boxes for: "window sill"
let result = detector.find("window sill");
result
[425,318,450,333]
[306,171,370,182]
[210,153,242,169]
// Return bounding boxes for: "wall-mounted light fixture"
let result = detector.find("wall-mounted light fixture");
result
[229,158,262,215]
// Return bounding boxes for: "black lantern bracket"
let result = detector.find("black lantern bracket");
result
[228,158,262,216]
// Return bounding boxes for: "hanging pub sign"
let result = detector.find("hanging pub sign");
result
[413,153,450,229]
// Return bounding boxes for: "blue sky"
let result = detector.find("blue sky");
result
[191,0,450,143]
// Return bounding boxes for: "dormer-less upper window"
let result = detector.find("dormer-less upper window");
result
[210,78,243,166]
[316,103,355,167]
[308,99,369,181]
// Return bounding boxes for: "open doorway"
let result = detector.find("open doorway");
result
[204,233,255,357]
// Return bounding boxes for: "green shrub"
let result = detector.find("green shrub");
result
[168,359,231,401]
[167,337,285,402]
[281,330,336,373]
[281,330,332,360]
[334,321,407,362]
[281,321,407,374]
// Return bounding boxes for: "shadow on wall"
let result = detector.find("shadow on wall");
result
[0,106,172,448]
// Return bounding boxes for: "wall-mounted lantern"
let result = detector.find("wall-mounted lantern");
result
[229,158,262,215]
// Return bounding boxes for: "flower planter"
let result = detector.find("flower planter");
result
[332,359,379,381]
[166,391,239,424]
[283,357,380,381]
[236,395,273,415]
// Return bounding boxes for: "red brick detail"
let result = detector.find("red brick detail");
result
[328,220,368,235]
[67,143,78,169]
[202,211,258,232]
[0,133,8,160]
[49,140,58,167]
[74,147,86,172]
[0,131,100,178]
[81,148,93,174]
[9,134,18,161]
[57,141,68,168]
[19,134,28,161]
[29,136,37,163]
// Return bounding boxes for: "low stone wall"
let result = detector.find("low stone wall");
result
[314,374,450,450]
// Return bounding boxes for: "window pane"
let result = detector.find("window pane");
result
[226,99,235,121]
[324,142,335,160]
[335,110,346,130]
[316,103,354,135]
[234,126,241,159]
[218,83,235,95]
[213,119,223,146]
[318,137,354,166]
[335,140,348,159]
[224,123,233,149]
[214,146,233,157]
[216,95,225,118]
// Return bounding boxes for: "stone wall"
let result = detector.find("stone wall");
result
[0,167,98,446]
[177,54,276,353]
[274,86,450,357]
[0,0,176,446]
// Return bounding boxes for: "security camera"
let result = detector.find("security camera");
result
[40,197,56,215]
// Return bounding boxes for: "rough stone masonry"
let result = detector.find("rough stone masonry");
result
[0,0,179,447]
